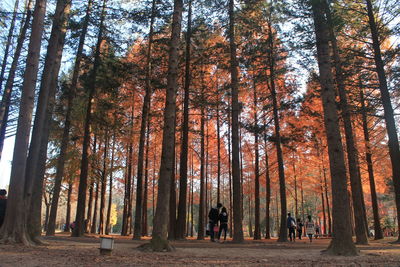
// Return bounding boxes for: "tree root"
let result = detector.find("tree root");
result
[137,235,175,252]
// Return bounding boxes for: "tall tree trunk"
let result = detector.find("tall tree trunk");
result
[228,110,233,238]
[0,0,47,245]
[359,84,383,240]
[26,0,71,242]
[91,178,99,234]
[142,119,151,236]
[266,19,287,243]
[47,0,93,236]
[324,1,368,244]
[228,0,244,243]
[311,0,357,255]
[365,0,400,242]
[253,79,261,240]
[264,117,271,239]
[168,136,177,240]
[122,142,133,236]
[0,0,20,97]
[323,166,332,235]
[176,0,192,239]
[106,132,116,235]
[133,0,157,240]
[197,101,206,240]
[64,178,73,232]
[99,133,109,234]
[86,135,97,233]
[72,0,107,237]
[0,0,32,160]
[149,0,183,251]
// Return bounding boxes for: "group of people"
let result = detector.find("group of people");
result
[208,203,229,242]
[0,189,7,228]
[287,213,321,242]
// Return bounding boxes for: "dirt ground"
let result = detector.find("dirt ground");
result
[0,234,400,267]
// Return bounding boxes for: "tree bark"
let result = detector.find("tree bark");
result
[359,83,383,240]
[365,0,400,242]
[133,0,157,240]
[72,0,107,237]
[0,0,47,245]
[149,0,183,251]
[64,178,73,232]
[266,19,287,243]
[253,79,261,240]
[47,0,93,236]
[106,132,116,234]
[99,132,108,234]
[176,0,192,240]
[323,1,368,244]
[311,0,358,255]
[197,99,206,240]
[264,117,271,239]
[0,1,32,160]
[228,0,244,243]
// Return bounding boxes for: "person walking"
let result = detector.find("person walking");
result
[305,215,315,243]
[208,203,222,242]
[296,218,304,240]
[218,207,228,242]
[287,213,296,242]
[0,189,7,227]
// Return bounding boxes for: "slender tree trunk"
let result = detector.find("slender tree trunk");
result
[197,102,206,240]
[168,136,177,240]
[86,135,97,233]
[228,0,244,243]
[216,94,221,205]
[0,0,20,96]
[324,1,368,244]
[91,178,99,234]
[142,120,151,236]
[72,0,107,237]
[133,0,157,240]
[47,0,93,236]
[267,20,287,242]
[0,1,32,160]
[26,0,71,241]
[323,166,332,235]
[253,79,261,240]
[176,0,192,239]
[106,132,116,235]
[64,178,73,232]
[365,0,400,242]
[0,0,47,245]
[359,84,383,240]
[99,133,108,234]
[122,142,133,236]
[264,118,271,239]
[149,0,183,251]
[311,0,357,255]
[228,110,233,238]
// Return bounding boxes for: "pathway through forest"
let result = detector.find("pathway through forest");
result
[0,234,399,266]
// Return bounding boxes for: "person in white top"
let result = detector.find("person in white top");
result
[305,215,315,243]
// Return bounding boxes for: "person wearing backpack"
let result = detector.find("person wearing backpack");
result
[287,213,296,242]
[208,203,222,242]
[296,218,304,240]
[218,207,228,242]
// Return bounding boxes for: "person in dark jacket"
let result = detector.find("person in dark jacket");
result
[296,218,304,240]
[287,213,296,242]
[0,189,7,227]
[218,207,228,242]
[208,203,222,242]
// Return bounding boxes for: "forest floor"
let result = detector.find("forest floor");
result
[0,233,400,266]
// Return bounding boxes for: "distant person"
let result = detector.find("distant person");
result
[70,221,76,231]
[305,215,315,243]
[0,189,7,227]
[218,207,228,242]
[287,213,296,242]
[208,203,222,242]
[315,222,320,238]
[296,218,304,240]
